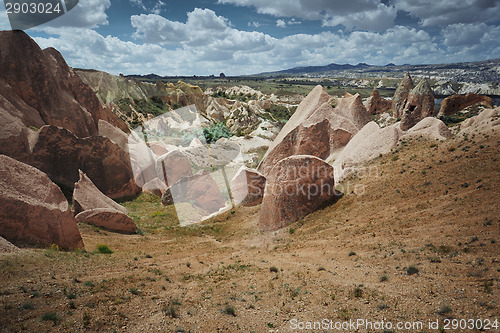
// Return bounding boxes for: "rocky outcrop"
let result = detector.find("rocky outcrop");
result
[0,154,83,249]
[400,78,435,131]
[402,117,452,141]
[365,89,391,114]
[437,93,493,117]
[31,125,140,199]
[459,107,500,135]
[0,30,127,140]
[230,167,266,207]
[258,86,366,176]
[0,236,20,253]
[156,150,193,187]
[98,119,129,153]
[392,73,414,118]
[72,170,128,216]
[331,122,401,183]
[75,208,137,234]
[259,155,339,231]
[161,170,226,214]
[142,178,168,197]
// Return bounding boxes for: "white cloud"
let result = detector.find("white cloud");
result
[394,0,500,26]
[276,19,286,28]
[38,0,110,29]
[219,0,396,31]
[248,20,261,28]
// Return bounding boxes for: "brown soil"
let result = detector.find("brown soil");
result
[1,130,499,332]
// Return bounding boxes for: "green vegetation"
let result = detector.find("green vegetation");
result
[203,122,232,143]
[96,244,113,254]
[261,104,297,124]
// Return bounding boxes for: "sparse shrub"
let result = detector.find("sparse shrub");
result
[129,288,140,295]
[406,265,419,275]
[348,251,356,256]
[380,274,388,282]
[21,303,34,310]
[391,155,399,161]
[437,304,452,315]
[353,286,363,298]
[40,312,59,325]
[318,266,326,271]
[377,304,389,310]
[203,122,231,143]
[223,305,236,316]
[289,227,295,234]
[269,266,278,273]
[96,244,113,254]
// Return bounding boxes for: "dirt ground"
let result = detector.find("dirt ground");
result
[1,129,499,332]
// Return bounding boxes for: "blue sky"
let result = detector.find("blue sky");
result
[1,0,500,75]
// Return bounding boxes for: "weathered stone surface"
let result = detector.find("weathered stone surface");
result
[400,78,435,131]
[402,117,452,141]
[258,86,364,176]
[437,93,493,117]
[98,119,129,152]
[392,72,414,118]
[0,236,20,253]
[31,125,140,199]
[162,170,226,213]
[156,150,193,187]
[259,155,339,231]
[0,154,83,249]
[331,122,401,183]
[230,166,266,207]
[75,208,137,234]
[72,170,128,216]
[142,177,168,197]
[0,30,127,138]
[366,89,392,114]
[459,107,500,135]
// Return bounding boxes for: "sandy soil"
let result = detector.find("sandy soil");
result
[1,130,499,332]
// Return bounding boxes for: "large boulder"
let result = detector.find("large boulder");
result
[75,208,137,234]
[400,78,435,131]
[0,154,83,249]
[259,155,339,231]
[142,177,168,197]
[392,72,414,118]
[31,125,140,199]
[230,166,266,207]
[258,86,365,176]
[162,170,226,214]
[98,119,129,153]
[72,170,128,216]
[331,122,401,183]
[365,89,392,114]
[437,93,493,117]
[402,117,452,141]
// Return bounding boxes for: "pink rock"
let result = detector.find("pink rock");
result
[75,208,137,234]
[259,155,339,231]
[230,166,266,207]
[0,154,83,249]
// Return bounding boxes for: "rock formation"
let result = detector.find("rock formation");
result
[402,117,452,141]
[98,119,129,152]
[72,170,128,216]
[0,154,83,249]
[437,93,493,117]
[142,178,168,197]
[230,167,266,207]
[365,89,391,114]
[162,170,226,214]
[392,73,414,118]
[0,236,20,253]
[156,150,193,187]
[258,86,368,176]
[400,78,435,131]
[331,122,401,183]
[75,208,137,234]
[259,155,339,231]
[31,125,140,199]
[459,107,500,135]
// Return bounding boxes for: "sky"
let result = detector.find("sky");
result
[1,0,500,76]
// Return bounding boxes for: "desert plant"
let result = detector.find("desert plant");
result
[96,244,113,254]
[40,312,59,325]
[406,265,419,275]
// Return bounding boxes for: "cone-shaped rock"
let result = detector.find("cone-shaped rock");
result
[392,73,414,118]
[400,78,435,131]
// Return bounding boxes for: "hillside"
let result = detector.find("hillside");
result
[0,127,498,332]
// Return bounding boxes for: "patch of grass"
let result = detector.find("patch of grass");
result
[353,286,363,298]
[379,274,388,282]
[129,288,140,295]
[377,304,389,310]
[406,265,419,275]
[40,312,59,325]
[223,305,236,316]
[21,303,34,310]
[437,304,452,315]
[163,299,181,318]
[96,244,113,254]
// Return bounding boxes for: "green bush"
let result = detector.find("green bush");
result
[203,122,231,143]
[96,244,113,254]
